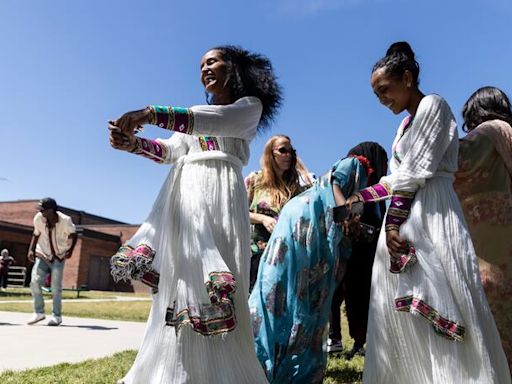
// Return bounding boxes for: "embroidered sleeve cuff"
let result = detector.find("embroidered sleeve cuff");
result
[148,105,195,134]
[358,181,392,202]
[131,137,168,163]
[385,190,415,230]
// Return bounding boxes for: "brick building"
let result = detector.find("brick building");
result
[0,200,148,293]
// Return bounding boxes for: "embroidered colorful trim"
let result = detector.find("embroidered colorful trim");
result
[385,190,415,231]
[358,181,392,202]
[148,105,194,134]
[389,244,417,273]
[165,271,238,336]
[395,295,465,341]
[205,271,236,303]
[165,302,236,336]
[110,243,160,292]
[198,136,220,151]
[141,270,160,294]
[132,137,168,163]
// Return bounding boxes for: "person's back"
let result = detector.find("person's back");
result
[454,86,512,371]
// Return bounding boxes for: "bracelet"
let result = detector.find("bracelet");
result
[147,106,156,125]
[129,138,142,154]
[385,224,400,232]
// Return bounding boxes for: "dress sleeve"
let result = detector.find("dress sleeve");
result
[132,133,189,165]
[149,96,262,140]
[385,95,458,192]
[360,95,458,231]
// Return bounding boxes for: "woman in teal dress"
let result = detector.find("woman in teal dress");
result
[249,142,387,384]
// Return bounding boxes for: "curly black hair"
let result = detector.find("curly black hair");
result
[208,45,283,131]
[372,41,421,87]
[462,86,512,132]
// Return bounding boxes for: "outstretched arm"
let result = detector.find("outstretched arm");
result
[111,97,262,140]
[109,127,188,164]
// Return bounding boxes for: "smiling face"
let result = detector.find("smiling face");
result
[200,49,233,104]
[371,68,413,115]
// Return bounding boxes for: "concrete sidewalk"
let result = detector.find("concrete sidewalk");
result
[0,311,146,372]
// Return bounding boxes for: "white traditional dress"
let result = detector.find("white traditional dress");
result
[359,95,511,383]
[113,97,269,384]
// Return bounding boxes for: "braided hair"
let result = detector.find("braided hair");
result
[372,41,420,86]
[208,45,283,131]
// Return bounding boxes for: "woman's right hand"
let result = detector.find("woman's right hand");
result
[261,216,277,233]
[109,125,137,152]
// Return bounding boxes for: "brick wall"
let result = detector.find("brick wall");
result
[0,200,148,293]
[0,201,39,227]
[0,200,131,227]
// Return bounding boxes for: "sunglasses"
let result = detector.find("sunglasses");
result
[273,146,295,155]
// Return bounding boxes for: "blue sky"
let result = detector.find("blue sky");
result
[1,0,511,224]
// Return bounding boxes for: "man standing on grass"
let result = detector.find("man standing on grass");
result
[27,198,77,326]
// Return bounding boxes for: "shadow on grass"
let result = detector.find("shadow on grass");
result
[60,324,118,331]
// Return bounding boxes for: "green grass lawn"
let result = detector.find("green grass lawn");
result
[0,288,363,383]
[0,288,152,321]
[0,287,150,301]
[0,350,363,384]
[0,350,137,384]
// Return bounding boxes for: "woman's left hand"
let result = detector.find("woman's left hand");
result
[110,107,152,134]
[386,229,408,255]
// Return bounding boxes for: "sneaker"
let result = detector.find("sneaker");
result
[47,315,62,326]
[27,313,46,325]
[327,338,343,353]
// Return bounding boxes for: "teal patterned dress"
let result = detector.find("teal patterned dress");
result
[249,157,368,384]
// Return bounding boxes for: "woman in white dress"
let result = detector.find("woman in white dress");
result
[108,46,282,384]
[346,42,511,383]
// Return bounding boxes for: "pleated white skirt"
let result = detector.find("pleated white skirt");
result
[121,154,268,384]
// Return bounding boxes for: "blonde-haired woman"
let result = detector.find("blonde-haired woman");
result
[245,135,313,291]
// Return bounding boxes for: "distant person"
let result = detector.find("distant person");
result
[454,86,512,371]
[0,249,15,291]
[27,198,77,326]
[328,142,388,357]
[249,142,387,384]
[245,134,313,291]
[345,41,510,383]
